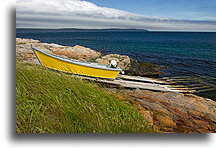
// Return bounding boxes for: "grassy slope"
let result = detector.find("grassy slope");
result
[16,60,153,133]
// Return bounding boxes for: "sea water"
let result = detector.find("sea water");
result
[16,29,216,100]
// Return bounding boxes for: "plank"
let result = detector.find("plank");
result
[179,85,212,90]
[83,77,181,92]
[118,75,168,84]
[193,88,216,93]
[73,74,193,93]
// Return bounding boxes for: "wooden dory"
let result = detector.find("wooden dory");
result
[31,47,122,79]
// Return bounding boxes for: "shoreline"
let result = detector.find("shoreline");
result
[16,37,164,77]
[16,38,216,133]
[16,37,215,99]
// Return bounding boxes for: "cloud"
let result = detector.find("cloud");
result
[16,0,216,31]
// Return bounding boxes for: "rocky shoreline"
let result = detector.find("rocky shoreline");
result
[16,38,163,77]
[16,38,216,133]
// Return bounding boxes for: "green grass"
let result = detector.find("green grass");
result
[16,60,153,133]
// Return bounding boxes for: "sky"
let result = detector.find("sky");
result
[16,0,216,31]
[86,0,216,20]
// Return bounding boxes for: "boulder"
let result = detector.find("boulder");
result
[129,59,163,76]
[95,54,131,70]
[95,54,162,76]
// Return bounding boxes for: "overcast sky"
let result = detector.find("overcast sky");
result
[16,0,216,31]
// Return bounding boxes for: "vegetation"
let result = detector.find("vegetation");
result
[16,60,153,133]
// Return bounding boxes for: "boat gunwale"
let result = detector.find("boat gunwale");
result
[31,46,122,71]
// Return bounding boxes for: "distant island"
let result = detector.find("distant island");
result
[16,28,149,33]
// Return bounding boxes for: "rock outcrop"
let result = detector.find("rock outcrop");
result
[16,38,162,76]
[51,45,101,61]
[95,54,131,70]
[95,54,162,76]
[16,38,101,63]
[128,59,163,76]
[112,89,216,133]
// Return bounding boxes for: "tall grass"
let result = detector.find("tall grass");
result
[16,60,153,133]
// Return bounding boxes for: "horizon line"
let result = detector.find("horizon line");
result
[16,27,216,33]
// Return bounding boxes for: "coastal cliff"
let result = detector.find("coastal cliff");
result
[16,38,216,133]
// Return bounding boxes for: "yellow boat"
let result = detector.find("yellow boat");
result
[31,47,122,79]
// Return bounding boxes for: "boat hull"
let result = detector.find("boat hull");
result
[33,49,121,79]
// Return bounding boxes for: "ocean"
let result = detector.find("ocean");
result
[16,29,216,100]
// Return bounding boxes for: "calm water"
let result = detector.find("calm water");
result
[16,29,216,100]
